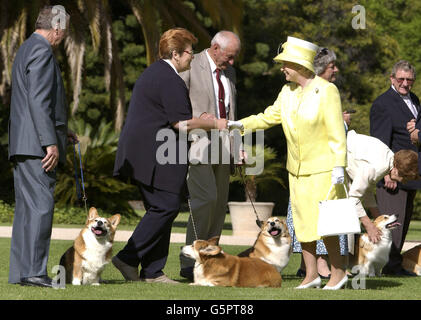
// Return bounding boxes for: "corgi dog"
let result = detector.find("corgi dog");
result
[59,207,121,285]
[349,214,400,277]
[238,216,292,272]
[402,244,421,276]
[181,237,282,287]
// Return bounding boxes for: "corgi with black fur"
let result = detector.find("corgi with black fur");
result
[59,207,120,285]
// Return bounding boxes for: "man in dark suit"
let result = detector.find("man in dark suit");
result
[8,6,76,287]
[112,28,227,284]
[370,60,420,276]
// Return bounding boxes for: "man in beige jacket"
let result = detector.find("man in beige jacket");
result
[178,31,241,280]
[346,130,419,243]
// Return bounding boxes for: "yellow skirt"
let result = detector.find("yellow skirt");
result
[289,171,346,243]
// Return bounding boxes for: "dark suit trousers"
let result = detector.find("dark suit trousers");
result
[9,156,56,283]
[376,186,416,272]
[116,182,181,279]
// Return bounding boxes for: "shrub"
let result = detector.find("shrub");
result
[55,118,140,217]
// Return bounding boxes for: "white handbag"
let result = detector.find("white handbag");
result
[317,183,361,237]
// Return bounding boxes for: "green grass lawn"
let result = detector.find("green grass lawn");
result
[0,237,420,300]
[1,211,420,301]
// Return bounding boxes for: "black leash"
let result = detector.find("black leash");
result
[73,142,88,214]
[237,166,263,228]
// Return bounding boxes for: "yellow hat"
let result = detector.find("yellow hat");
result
[274,36,318,73]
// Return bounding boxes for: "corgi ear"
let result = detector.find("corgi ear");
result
[109,214,121,227]
[281,221,290,237]
[200,245,221,256]
[88,207,99,221]
[207,236,220,246]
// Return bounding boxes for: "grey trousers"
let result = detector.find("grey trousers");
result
[376,186,416,272]
[9,156,56,283]
[180,163,230,269]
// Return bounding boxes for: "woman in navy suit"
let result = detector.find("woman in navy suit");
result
[112,28,228,283]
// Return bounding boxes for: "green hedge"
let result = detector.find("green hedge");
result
[0,201,141,226]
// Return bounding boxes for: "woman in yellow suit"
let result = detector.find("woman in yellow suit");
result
[238,37,348,290]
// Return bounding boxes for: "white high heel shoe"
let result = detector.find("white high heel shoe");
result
[295,276,322,289]
[322,275,348,290]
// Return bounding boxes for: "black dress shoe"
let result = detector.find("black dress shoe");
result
[179,267,194,281]
[20,276,53,288]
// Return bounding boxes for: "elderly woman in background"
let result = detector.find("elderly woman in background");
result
[286,47,349,279]
[112,28,227,284]
[238,37,348,290]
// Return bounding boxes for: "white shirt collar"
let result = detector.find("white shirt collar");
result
[205,49,218,74]
[391,84,410,99]
[163,59,179,75]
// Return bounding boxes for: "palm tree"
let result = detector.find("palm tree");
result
[129,0,243,65]
[0,0,244,131]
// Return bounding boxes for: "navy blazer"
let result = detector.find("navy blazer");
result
[370,87,421,190]
[8,33,68,164]
[114,60,192,194]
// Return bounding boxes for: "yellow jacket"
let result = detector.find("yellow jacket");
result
[240,76,347,176]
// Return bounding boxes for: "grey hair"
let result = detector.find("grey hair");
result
[35,5,69,30]
[211,31,241,51]
[313,48,336,76]
[391,60,416,79]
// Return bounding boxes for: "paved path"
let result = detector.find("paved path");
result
[0,226,256,246]
[0,226,419,251]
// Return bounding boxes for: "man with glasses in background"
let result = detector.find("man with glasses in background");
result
[370,60,420,276]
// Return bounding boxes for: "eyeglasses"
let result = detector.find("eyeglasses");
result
[394,77,415,84]
[184,49,194,56]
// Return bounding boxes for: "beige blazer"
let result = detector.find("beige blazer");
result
[346,130,394,217]
[180,49,237,120]
[180,49,237,164]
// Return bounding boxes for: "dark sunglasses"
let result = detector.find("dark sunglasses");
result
[394,77,415,84]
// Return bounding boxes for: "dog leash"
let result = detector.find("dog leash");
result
[187,196,199,241]
[73,142,88,214]
[237,166,263,228]
[185,164,263,241]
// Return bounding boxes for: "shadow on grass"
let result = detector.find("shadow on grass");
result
[364,278,402,290]
[100,280,129,285]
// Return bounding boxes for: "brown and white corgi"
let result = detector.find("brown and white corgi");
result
[238,216,292,272]
[59,207,121,285]
[349,214,400,277]
[402,244,421,276]
[181,237,282,287]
